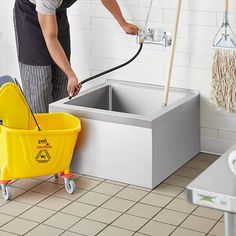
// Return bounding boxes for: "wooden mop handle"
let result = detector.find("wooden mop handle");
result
[225,0,229,12]
[162,0,182,107]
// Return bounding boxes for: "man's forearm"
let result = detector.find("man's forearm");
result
[100,0,126,27]
[38,13,76,79]
[45,38,76,79]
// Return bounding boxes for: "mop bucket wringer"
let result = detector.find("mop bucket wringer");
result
[0,77,81,200]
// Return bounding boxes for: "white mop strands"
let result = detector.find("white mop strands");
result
[211,49,236,112]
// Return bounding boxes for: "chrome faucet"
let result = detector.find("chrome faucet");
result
[137,28,172,47]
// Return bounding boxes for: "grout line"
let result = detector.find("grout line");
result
[0,174,85,235]
[21,176,109,235]
[0,154,219,236]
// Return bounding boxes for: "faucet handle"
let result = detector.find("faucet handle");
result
[163,32,172,47]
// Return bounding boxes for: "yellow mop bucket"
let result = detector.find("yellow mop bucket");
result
[0,77,81,200]
[0,113,81,199]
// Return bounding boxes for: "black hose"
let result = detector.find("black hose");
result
[69,43,143,99]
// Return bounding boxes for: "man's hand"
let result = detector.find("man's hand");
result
[67,76,82,97]
[100,0,139,35]
[121,22,139,35]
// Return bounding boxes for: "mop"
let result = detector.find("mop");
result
[162,0,182,107]
[211,0,236,112]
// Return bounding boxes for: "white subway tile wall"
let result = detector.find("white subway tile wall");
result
[1,0,236,154]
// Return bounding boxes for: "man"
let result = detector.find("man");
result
[14,0,139,113]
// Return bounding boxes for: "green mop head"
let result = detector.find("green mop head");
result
[211,49,236,112]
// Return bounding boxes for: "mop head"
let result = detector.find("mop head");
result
[210,49,236,112]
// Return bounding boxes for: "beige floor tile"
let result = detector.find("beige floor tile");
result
[152,183,184,197]
[139,220,176,236]
[1,218,38,235]
[92,182,124,196]
[6,187,26,200]
[69,218,107,235]
[75,178,101,191]
[140,193,173,207]
[127,203,161,219]
[25,224,63,236]
[0,231,18,236]
[186,159,211,170]
[44,212,80,230]
[176,189,188,200]
[46,176,66,185]
[33,175,51,181]
[153,209,188,226]
[11,179,42,190]
[15,191,48,205]
[115,187,147,201]
[181,215,216,233]
[209,221,225,236]
[112,214,148,231]
[175,167,203,178]
[101,197,135,212]
[0,201,32,216]
[166,198,197,213]
[31,182,63,194]
[83,175,105,182]
[71,173,83,179]
[77,191,111,206]
[164,175,193,187]
[37,196,71,211]
[97,225,133,236]
[61,231,84,236]
[171,227,205,236]
[61,202,96,217]
[0,213,14,226]
[0,153,220,236]
[193,206,223,220]
[19,206,55,223]
[128,185,150,192]
[47,173,81,185]
[86,207,121,224]
[53,188,87,201]
[104,179,128,187]
[194,153,219,163]
[0,199,9,208]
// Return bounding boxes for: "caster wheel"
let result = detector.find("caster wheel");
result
[54,174,59,179]
[64,178,76,194]
[1,185,11,200]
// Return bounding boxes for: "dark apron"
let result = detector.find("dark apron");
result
[14,0,77,66]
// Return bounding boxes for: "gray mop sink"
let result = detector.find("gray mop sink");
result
[50,80,200,188]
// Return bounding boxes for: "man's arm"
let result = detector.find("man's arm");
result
[38,13,81,97]
[100,0,139,35]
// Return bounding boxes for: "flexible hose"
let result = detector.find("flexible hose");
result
[69,43,143,99]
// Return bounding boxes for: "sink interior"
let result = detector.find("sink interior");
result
[65,83,187,116]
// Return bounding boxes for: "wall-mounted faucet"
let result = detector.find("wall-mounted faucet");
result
[137,28,172,47]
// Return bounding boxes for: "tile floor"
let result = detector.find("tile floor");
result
[0,152,225,236]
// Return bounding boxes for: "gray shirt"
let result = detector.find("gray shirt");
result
[29,0,62,15]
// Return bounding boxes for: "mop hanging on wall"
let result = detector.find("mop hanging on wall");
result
[211,0,236,112]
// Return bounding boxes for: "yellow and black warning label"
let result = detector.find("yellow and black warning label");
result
[35,149,51,163]
[37,138,52,150]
